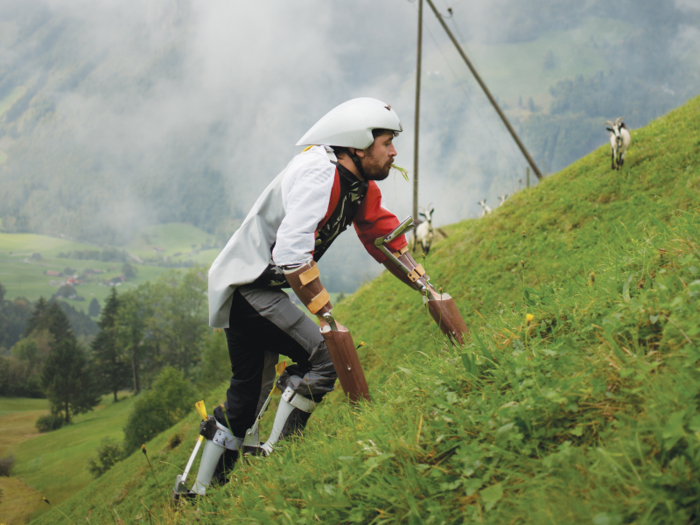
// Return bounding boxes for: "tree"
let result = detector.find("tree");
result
[142,269,207,375]
[115,289,149,394]
[41,338,101,423]
[91,288,130,402]
[122,367,197,452]
[25,297,48,337]
[44,301,76,344]
[121,262,137,280]
[88,298,101,318]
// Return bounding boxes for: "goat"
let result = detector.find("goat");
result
[478,199,492,218]
[498,194,508,207]
[604,117,631,170]
[415,205,435,255]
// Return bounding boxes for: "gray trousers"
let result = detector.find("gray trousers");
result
[218,285,337,437]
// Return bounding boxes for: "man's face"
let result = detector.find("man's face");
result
[357,132,397,181]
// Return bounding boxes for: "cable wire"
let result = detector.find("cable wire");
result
[406,0,524,179]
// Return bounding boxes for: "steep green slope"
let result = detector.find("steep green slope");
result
[34,95,700,524]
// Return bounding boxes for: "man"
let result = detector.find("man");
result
[187,98,466,497]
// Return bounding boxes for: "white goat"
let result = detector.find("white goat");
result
[605,117,631,170]
[498,194,508,207]
[415,205,435,255]
[478,199,492,218]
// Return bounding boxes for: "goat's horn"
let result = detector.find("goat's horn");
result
[615,117,625,126]
[603,121,615,127]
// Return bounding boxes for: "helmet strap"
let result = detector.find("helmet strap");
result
[349,149,367,180]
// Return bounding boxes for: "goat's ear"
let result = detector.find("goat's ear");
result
[430,208,435,215]
[419,212,426,218]
[606,127,613,132]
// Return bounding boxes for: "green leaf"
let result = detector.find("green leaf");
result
[622,272,634,302]
[480,483,503,511]
[662,409,687,450]
[570,426,583,437]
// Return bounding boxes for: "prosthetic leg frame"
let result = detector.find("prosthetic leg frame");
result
[260,386,317,455]
[375,217,469,345]
[190,418,243,495]
[173,401,243,500]
[242,362,287,456]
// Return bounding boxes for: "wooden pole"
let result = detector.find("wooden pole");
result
[526,166,530,188]
[413,0,423,224]
[424,0,543,180]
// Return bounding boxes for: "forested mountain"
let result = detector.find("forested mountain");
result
[0,0,698,292]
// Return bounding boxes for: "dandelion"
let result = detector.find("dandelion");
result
[526,314,534,323]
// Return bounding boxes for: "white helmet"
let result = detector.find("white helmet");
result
[296,97,403,149]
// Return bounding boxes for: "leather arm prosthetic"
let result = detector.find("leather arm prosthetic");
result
[376,218,469,346]
[284,261,370,404]
[283,261,332,316]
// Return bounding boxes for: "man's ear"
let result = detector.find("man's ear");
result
[355,148,365,159]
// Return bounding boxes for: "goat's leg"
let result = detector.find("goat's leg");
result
[611,150,616,170]
[619,151,625,168]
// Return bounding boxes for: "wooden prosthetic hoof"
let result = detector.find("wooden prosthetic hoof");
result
[427,294,469,345]
[321,327,371,404]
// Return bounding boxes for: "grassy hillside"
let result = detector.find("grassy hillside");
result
[31,95,700,524]
[0,394,136,524]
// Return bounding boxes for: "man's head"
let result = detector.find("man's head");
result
[334,129,398,181]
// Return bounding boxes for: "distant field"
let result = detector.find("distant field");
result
[0,252,174,314]
[123,222,217,261]
[0,225,220,314]
[0,397,48,419]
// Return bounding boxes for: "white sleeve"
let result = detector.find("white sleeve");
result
[272,150,335,267]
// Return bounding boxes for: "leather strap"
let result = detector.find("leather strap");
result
[393,246,409,257]
[299,264,320,286]
[307,289,330,314]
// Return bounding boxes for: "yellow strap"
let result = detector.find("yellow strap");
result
[299,264,320,286]
[415,264,425,277]
[393,246,409,257]
[407,269,419,282]
[307,289,330,314]
[301,145,315,152]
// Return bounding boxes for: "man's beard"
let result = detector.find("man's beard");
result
[360,159,392,181]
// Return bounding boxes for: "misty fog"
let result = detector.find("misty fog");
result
[1,0,698,291]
